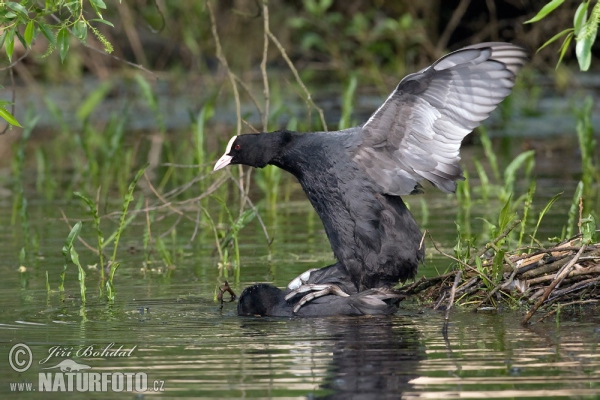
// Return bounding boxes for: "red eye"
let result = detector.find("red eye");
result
[234,144,241,150]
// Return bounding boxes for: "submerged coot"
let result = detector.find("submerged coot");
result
[237,283,404,317]
[215,43,528,314]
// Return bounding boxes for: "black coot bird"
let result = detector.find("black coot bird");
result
[215,42,528,315]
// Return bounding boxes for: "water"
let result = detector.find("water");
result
[0,156,598,398]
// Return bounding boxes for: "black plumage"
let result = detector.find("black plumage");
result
[215,42,528,314]
[237,283,403,317]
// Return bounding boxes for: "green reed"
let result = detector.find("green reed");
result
[73,192,105,285]
[106,164,148,302]
[61,221,86,304]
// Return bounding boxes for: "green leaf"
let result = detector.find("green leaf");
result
[525,0,565,24]
[576,33,595,71]
[57,27,69,63]
[5,28,15,61]
[76,80,112,121]
[581,214,596,244]
[62,221,82,259]
[537,28,573,52]
[89,18,114,27]
[574,1,589,36]
[0,107,22,127]
[530,192,562,247]
[89,0,105,18]
[72,20,87,42]
[90,0,107,9]
[38,22,56,46]
[7,2,29,17]
[556,32,573,69]
[24,20,35,47]
[14,30,27,49]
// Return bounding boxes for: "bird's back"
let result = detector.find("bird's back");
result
[273,131,424,291]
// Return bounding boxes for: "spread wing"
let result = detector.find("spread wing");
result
[352,42,528,195]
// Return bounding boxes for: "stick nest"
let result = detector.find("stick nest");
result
[399,236,600,324]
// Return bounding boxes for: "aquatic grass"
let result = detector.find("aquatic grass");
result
[106,164,148,302]
[76,81,113,122]
[518,180,537,247]
[35,148,57,201]
[473,159,491,201]
[529,192,563,249]
[62,221,86,304]
[574,95,599,217]
[501,150,535,204]
[11,114,40,266]
[213,196,257,282]
[478,127,500,181]
[73,192,105,285]
[201,206,225,266]
[338,74,358,130]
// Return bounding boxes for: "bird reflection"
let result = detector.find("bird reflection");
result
[239,316,423,399]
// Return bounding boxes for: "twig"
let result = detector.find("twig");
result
[207,1,241,136]
[264,20,327,130]
[445,270,462,320]
[226,169,272,248]
[522,245,586,324]
[260,0,270,131]
[437,0,471,52]
[0,48,31,71]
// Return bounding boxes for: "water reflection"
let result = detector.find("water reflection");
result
[240,315,423,399]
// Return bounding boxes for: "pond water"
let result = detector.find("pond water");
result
[0,136,599,399]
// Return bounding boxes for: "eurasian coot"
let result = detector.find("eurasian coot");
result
[215,42,528,314]
[238,283,404,317]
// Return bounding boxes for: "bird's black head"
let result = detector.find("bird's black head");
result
[214,132,293,171]
[237,284,286,316]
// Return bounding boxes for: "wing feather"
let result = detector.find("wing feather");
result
[353,42,528,195]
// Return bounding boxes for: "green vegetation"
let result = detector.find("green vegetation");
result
[1,2,599,321]
[527,0,600,70]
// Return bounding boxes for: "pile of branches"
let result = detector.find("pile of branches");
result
[400,234,600,324]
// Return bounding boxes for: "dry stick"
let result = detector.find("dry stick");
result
[445,270,462,320]
[117,1,149,67]
[145,199,153,252]
[59,209,99,255]
[522,245,586,325]
[260,0,270,131]
[0,48,31,71]
[226,169,273,247]
[436,0,471,53]
[264,21,327,131]
[206,1,241,136]
[143,173,184,216]
[206,0,245,213]
[546,274,600,302]
[234,76,263,116]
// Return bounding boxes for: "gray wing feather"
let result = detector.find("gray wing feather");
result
[354,42,528,195]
